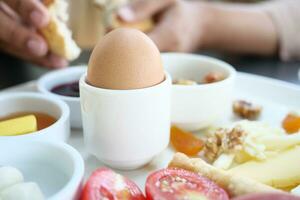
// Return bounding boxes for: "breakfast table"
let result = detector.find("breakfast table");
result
[1,50,300,199]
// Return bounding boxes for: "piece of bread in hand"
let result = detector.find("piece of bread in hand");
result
[110,14,154,33]
[168,153,282,198]
[40,0,81,61]
[93,0,153,33]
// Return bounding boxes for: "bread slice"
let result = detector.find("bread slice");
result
[168,153,282,198]
[110,14,154,32]
[93,0,154,33]
[40,0,81,61]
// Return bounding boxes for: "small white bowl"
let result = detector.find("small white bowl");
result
[37,66,86,129]
[0,92,70,142]
[0,139,84,200]
[162,53,236,131]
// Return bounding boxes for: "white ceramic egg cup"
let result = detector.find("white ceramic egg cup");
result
[80,73,171,170]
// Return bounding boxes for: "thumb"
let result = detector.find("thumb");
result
[117,0,175,22]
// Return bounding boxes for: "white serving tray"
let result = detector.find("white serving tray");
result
[2,72,300,190]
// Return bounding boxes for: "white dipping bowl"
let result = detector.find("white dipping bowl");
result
[0,139,84,200]
[162,53,236,131]
[0,92,70,142]
[37,66,86,129]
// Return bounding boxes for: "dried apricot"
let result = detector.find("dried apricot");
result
[282,113,300,134]
[170,126,203,156]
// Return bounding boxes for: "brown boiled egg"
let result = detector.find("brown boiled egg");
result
[87,28,164,89]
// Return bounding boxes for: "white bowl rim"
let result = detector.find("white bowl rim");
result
[0,139,84,199]
[80,71,172,94]
[47,141,84,199]
[0,92,70,138]
[37,66,86,102]
[162,52,236,89]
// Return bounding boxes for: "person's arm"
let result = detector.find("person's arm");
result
[261,0,300,61]
[118,0,278,56]
[203,3,278,56]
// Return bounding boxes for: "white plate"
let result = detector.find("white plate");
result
[2,72,300,192]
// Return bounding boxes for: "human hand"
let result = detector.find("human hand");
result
[0,0,67,68]
[117,0,213,52]
[118,0,277,56]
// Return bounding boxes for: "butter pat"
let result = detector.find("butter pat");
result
[0,115,37,136]
[228,146,300,189]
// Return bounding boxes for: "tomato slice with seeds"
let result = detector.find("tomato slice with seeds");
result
[81,168,146,200]
[171,126,204,156]
[145,168,229,200]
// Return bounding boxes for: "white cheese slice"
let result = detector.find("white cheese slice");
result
[213,154,235,170]
[0,182,44,200]
[228,146,300,189]
[291,185,300,196]
[0,167,23,191]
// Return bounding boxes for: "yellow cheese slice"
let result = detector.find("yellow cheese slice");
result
[228,146,300,189]
[0,115,37,136]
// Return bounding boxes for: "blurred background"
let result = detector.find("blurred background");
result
[0,0,299,89]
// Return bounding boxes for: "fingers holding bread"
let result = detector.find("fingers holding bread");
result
[2,0,49,28]
[0,8,48,57]
[109,14,154,33]
[117,0,175,22]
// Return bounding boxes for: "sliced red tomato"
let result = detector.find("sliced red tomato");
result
[81,167,146,200]
[145,168,229,200]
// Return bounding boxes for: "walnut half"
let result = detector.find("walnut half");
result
[233,100,262,120]
[203,126,247,163]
